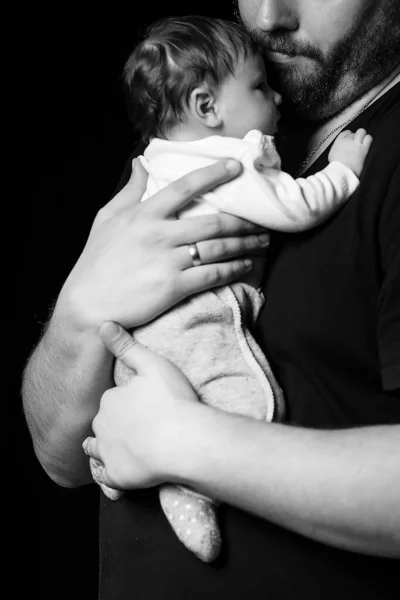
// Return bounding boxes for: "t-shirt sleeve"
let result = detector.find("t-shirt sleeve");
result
[378,161,400,391]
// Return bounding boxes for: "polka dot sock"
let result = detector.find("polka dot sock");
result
[159,484,221,562]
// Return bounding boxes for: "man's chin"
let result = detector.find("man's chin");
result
[279,102,326,123]
[266,62,331,121]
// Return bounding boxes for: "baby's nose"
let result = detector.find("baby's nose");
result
[274,91,282,106]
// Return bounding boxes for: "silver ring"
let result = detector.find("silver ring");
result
[188,243,202,267]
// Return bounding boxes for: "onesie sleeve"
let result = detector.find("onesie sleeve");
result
[205,152,360,232]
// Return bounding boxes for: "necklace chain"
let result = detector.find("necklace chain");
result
[296,100,374,176]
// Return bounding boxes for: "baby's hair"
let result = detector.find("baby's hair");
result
[123,15,260,142]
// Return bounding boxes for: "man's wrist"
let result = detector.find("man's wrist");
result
[55,278,102,332]
[160,402,239,494]
[44,290,109,363]
[157,401,211,484]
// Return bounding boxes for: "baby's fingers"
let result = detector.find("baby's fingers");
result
[337,129,353,139]
[362,133,373,149]
[354,128,368,143]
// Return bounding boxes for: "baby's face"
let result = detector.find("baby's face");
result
[217,53,281,138]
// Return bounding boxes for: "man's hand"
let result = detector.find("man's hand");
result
[328,128,373,177]
[82,323,400,557]
[59,158,270,330]
[82,322,200,490]
[22,157,270,489]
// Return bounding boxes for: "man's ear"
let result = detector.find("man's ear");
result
[188,85,223,128]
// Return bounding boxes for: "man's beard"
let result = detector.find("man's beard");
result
[234,0,400,121]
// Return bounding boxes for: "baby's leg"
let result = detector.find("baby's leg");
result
[159,485,221,563]
[111,359,222,561]
[116,283,284,562]
[113,359,222,561]
[200,284,283,420]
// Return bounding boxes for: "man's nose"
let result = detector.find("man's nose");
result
[256,0,298,32]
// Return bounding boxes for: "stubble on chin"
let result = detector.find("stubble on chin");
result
[263,58,332,121]
[236,1,400,122]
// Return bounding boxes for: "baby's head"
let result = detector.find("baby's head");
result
[123,15,281,142]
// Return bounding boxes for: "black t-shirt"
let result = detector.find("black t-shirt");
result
[260,82,400,427]
[98,83,400,600]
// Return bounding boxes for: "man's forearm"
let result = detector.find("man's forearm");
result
[22,307,114,488]
[168,405,400,557]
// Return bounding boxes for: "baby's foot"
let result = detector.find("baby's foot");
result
[159,484,221,562]
[90,457,123,501]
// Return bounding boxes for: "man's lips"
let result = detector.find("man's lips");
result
[264,50,299,63]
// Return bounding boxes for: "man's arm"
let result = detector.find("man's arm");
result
[173,407,400,558]
[22,158,268,487]
[22,311,113,487]
[83,324,400,558]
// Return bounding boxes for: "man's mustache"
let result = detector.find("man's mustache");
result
[250,29,321,60]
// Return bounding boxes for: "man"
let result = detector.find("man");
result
[23,1,400,599]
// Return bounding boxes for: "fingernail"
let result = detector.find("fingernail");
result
[244,259,253,271]
[259,234,270,246]
[101,321,121,339]
[225,159,241,174]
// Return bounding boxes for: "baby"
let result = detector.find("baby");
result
[90,15,372,562]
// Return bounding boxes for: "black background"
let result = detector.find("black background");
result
[14,3,234,598]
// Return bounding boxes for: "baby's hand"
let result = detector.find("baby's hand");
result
[328,128,373,177]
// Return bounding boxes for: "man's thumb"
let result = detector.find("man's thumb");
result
[99,321,153,375]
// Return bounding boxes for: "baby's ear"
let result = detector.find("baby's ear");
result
[189,85,222,128]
